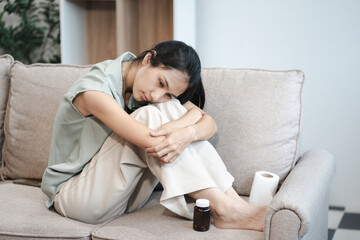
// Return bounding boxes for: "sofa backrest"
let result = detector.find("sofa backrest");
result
[1,60,91,180]
[0,56,304,196]
[0,55,13,179]
[202,68,304,195]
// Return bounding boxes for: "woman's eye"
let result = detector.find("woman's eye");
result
[159,80,164,87]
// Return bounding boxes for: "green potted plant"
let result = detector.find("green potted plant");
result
[0,0,60,63]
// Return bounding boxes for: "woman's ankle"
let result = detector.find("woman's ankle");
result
[212,200,266,231]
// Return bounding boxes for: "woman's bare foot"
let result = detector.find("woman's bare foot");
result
[212,198,266,231]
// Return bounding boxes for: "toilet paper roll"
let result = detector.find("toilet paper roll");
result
[249,171,279,206]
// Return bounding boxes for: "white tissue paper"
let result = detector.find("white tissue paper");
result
[249,171,279,206]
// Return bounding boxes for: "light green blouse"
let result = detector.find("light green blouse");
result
[41,52,143,208]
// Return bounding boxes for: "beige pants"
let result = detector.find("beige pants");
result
[54,99,234,224]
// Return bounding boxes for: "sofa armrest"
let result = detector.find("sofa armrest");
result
[264,149,336,240]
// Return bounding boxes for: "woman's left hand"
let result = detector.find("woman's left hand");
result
[145,124,196,164]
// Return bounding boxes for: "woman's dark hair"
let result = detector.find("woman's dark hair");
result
[134,40,205,109]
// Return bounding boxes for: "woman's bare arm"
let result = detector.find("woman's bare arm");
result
[73,90,165,149]
[182,101,217,141]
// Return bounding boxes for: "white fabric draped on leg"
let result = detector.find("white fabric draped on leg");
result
[55,99,234,224]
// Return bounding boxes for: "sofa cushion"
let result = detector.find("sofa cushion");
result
[2,62,91,179]
[202,69,304,195]
[0,55,13,179]
[92,191,264,240]
[0,181,95,239]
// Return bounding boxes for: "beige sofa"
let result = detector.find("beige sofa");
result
[0,54,335,240]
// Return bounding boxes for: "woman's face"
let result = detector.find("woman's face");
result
[132,62,188,103]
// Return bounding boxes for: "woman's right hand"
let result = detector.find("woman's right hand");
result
[146,124,196,164]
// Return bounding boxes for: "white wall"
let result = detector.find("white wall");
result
[194,0,360,210]
[60,0,88,64]
[173,0,197,49]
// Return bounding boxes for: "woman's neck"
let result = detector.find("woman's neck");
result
[122,61,136,95]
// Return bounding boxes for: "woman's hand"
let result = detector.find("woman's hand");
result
[145,101,217,164]
[145,123,196,164]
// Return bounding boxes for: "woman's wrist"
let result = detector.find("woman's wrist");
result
[186,125,197,142]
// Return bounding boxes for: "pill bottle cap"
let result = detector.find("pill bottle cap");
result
[196,199,209,208]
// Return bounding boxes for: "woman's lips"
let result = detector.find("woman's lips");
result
[142,93,149,101]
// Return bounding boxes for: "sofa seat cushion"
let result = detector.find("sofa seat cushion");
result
[0,181,96,239]
[92,191,263,240]
[202,69,304,195]
[2,62,91,179]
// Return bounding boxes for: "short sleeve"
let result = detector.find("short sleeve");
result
[64,60,117,114]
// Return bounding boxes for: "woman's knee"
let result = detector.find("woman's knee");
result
[130,104,164,129]
[152,99,187,122]
[130,99,187,128]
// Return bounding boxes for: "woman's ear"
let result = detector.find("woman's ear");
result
[142,50,157,65]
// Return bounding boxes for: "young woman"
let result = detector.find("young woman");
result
[41,40,266,231]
